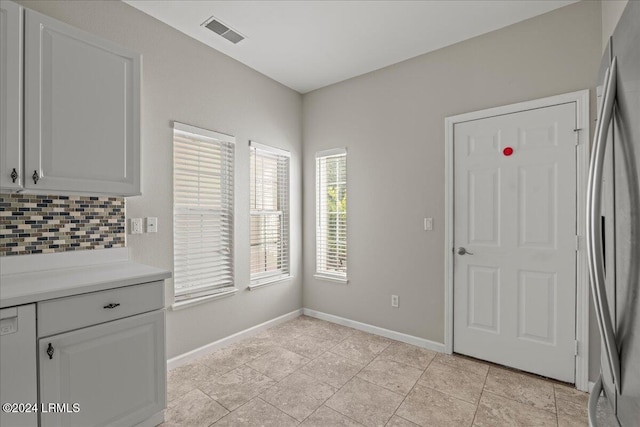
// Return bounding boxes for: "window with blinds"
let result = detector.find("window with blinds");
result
[173,122,235,301]
[249,141,290,286]
[316,148,347,281]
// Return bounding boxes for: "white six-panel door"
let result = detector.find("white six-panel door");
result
[453,103,577,382]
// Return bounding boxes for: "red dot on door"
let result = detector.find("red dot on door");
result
[503,147,514,156]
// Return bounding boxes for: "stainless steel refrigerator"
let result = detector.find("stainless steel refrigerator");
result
[587,1,640,426]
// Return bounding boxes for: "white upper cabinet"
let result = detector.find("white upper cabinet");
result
[0,2,141,196]
[22,8,141,196]
[0,1,23,190]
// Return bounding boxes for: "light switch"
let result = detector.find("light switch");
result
[146,217,158,233]
[424,218,433,231]
[130,218,143,234]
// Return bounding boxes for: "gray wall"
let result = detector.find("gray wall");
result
[602,0,629,50]
[18,0,609,382]
[16,0,303,359]
[302,0,602,362]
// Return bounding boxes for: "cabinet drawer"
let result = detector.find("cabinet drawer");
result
[38,281,164,337]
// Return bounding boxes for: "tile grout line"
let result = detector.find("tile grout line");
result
[435,353,491,377]
[554,385,560,427]
[203,362,277,412]
[208,328,331,425]
[352,374,406,399]
[386,353,436,426]
[261,368,336,425]
[481,365,562,415]
[259,323,364,426]
[406,354,489,409]
[482,389,562,422]
[413,365,487,406]
[294,346,367,427]
[470,365,490,426]
[206,394,255,426]
[481,382,559,415]
[320,339,397,425]
[168,319,389,426]
[302,322,435,424]
[256,396,299,424]
[177,320,431,425]
[167,317,582,427]
[263,355,322,425]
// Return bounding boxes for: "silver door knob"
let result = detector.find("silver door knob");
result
[457,247,473,255]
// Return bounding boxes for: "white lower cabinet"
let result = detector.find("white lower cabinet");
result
[38,310,166,427]
[0,304,37,427]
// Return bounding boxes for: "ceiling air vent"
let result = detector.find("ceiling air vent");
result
[202,16,245,44]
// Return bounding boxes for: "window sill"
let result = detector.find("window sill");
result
[170,288,238,311]
[314,274,348,284]
[248,275,293,290]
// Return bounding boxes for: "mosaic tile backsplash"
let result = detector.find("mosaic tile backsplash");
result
[0,194,125,257]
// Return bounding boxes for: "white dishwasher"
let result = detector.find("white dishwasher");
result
[0,304,38,427]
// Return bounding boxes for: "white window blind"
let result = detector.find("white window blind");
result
[250,141,290,286]
[173,122,235,301]
[316,148,347,281]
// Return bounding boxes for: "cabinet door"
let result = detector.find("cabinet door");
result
[39,310,165,427]
[0,0,23,190]
[0,304,37,427]
[24,9,140,196]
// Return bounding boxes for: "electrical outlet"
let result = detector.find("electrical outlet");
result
[424,217,433,231]
[146,217,158,233]
[130,218,143,234]
[391,294,399,308]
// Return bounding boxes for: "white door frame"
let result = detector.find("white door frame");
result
[444,90,591,391]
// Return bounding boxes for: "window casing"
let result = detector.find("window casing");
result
[316,148,347,281]
[249,141,290,286]
[173,122,235,302]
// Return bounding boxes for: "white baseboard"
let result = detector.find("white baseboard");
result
[135,411,163,427]
[302,308,446,353]
[166,308,303,370]
[167,307,447,371]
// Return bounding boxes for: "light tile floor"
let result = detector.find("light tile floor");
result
[162,315,589,427]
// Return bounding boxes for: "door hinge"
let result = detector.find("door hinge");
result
[573,128,582,146]
[575,235,580,251]
[575,340,579,356]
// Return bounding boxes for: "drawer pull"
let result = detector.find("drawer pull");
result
[103,303,121,309]
[47,343,54,359]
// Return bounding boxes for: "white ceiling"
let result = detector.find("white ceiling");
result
[125,0,578,94]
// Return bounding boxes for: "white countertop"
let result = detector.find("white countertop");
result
[0,248,171,308]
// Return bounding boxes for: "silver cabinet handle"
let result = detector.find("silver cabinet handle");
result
[588,373,602,427]
[457,247,473,255]
[586,57,621,394]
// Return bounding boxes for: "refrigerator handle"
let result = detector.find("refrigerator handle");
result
[588,373,602,427]
[586,57,621,394]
